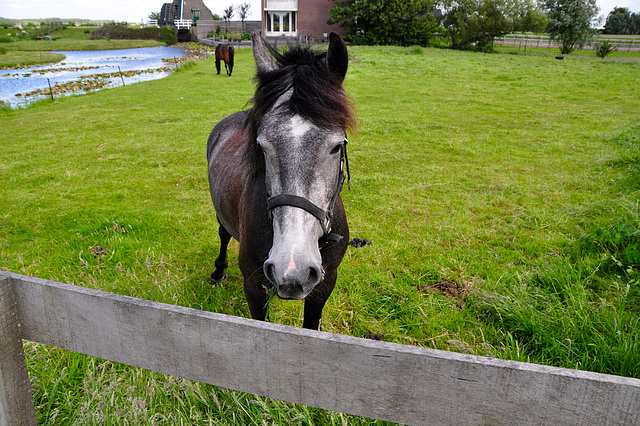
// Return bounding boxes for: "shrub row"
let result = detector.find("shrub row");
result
[90,23,176,45]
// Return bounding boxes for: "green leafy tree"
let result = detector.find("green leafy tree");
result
[543,0,599,54]
[148,11,160,21]
[634,13,640,34]
[328,0,439,46]
[604,7,631,34]
[603,7,640,35]
[512,0,549,32]
[443,0,523,51]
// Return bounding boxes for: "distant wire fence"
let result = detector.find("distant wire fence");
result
[494,34,640,53]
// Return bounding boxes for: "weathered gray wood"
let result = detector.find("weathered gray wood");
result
[4,271,640,425]
[0,275,37,426]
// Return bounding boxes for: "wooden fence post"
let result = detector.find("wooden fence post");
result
[0,275,37,426]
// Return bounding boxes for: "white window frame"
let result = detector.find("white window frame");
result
[265,10,297,36]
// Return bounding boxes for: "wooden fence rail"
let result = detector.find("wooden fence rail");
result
[494,34,640,53]
[174,19,192,30]
[1,271,640,425]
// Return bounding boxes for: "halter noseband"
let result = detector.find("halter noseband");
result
[266,137,351,247]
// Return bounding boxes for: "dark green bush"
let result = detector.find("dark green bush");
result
[90,23,176,45]
[595,39,617,58]
[160,27,177,45]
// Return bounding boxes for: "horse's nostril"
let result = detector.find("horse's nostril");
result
[307,266,321,285]
[264,262,277,284]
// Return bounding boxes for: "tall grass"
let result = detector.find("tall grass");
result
[1,45,639,423]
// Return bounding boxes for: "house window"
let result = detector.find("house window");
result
[265,11,297,35]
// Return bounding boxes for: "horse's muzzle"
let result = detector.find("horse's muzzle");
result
[264,261,322,300]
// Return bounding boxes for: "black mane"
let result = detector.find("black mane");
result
[244,42,355,180]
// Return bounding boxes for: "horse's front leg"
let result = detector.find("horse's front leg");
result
[302,270,338,330]
[238,234,272,322]
[303,203,349,330]
[211,221,231,283]
[216,58,221,75]
[242,269,271,322]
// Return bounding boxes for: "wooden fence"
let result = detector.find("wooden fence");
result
[2,271,640,425]
[174,19,193,30]
[494,34,640,53]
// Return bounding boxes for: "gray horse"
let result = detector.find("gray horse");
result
[206,32,355,329]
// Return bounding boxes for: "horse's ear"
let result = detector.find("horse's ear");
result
[252,32,277,73]
[327,32,348,83]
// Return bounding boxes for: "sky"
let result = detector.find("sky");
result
[0,0,638,24]
[0,0,262,22]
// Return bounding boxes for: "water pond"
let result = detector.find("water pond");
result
[0,46,189,108]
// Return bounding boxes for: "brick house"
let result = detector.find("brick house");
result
[159,0,340,40]
[262,0,342,39]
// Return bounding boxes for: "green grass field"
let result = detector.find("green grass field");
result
[1,44,639,424]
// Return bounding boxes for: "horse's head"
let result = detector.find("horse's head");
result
[248,33,354,300]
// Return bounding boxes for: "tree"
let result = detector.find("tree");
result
[328,0,439,46]
[603,7,631,34]
[223,6,234,33]
[634,13,640,34]
[148,11,160,21]
[543,0,599,54]
[442,0,522,51]
[603,7,640,35]
[511,0,549,33]
[237,2,251,32]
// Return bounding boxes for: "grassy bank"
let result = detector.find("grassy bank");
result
[2,37,164,52]
[1,45,639,423]
[0,25,165,67]
[0,50,66,67]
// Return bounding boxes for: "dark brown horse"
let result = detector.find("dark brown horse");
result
[206,32,355,329]
[215,44,234,76]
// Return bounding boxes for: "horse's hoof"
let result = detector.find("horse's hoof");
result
[210,272,226,284]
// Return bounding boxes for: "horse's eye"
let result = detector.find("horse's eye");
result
[330,144,342,155]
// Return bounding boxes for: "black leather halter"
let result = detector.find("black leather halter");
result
[267,137,351,247]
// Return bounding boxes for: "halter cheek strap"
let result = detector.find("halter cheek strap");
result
[343,137,351,190]
[266,136,350,247]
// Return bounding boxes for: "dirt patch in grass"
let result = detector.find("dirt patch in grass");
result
[419,280,468,309]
